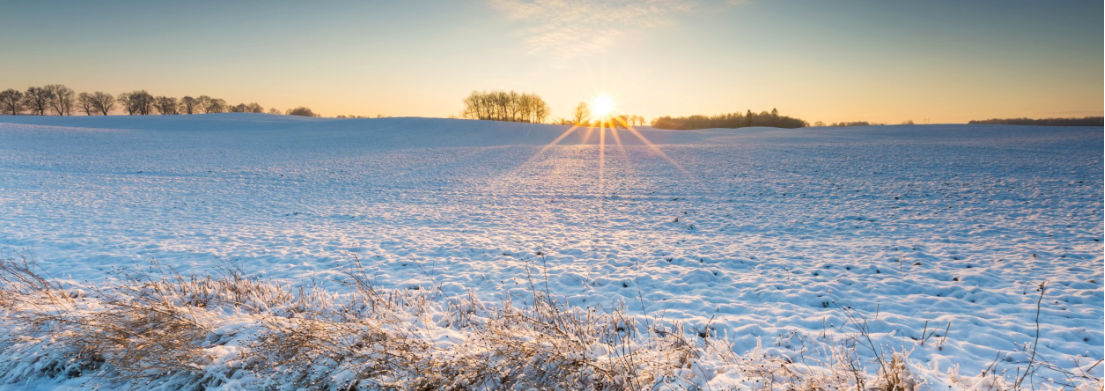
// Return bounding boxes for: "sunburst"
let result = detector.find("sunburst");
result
[590,93,615,120]
[520,93,688,200]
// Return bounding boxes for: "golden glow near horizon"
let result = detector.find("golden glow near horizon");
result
[590,93,615,120]
[0,2,1099,123]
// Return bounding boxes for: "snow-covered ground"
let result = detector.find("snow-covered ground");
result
[0,114,1101,388]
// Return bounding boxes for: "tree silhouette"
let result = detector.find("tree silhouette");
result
[0,84,293,117]
[155,96,178,115]
[22,87,51,115]
[195,96,212,113]
[116,93,131,114]
[179,96,198,114]
[573,101,590,125]
[462,90,549,123]
[651,109,807,130]
[286,107,317,117]
[90,92,114,115]
[620,114,645,127]
[78,92,96,116]
[119,90,154,115]
[227,102,264,113]
[45,85,74,116]
[829,121,871,127]
[0,89,23,115]
[205,98,227,113]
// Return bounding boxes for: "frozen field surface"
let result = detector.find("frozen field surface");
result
[0,114,1101,387]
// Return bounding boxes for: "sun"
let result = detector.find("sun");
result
[590,94,615,119]
[518,89,689,200]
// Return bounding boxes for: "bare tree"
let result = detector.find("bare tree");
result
[90,92,114,115]
[463,91,488,120]
[230,101,263,113]
[573,102,590,125]
[533,99,549,123]
[78,92,95,116]
[116,92,131,114]
[195,96,212,113]
[625,115,645,127]
[224,101,263,113]
[462,90,549,123]
[44,84,74,116]
[204,97,226,113]
[267,107,281,115]
[155,96,178,115]
[506,91,519,121]
[120,90,154,115]
[179,96,198,114]
[518,93,534,122]
[22,87,51,115]
[0,89,22,115]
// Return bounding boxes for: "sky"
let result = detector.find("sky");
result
[0,0,1101,123]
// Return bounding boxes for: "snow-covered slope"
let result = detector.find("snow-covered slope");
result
[0,114,1101,388]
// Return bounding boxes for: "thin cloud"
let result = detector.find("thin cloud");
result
[489,0,694,59]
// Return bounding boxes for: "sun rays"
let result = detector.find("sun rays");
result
[517,95,689,200]
[610,115,688,176]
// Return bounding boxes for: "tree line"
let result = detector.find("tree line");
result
[824,121,873,127]
[968,117,1103,126]
[0,84,317,117]
[651,108,806,130]
[462,90,549,123]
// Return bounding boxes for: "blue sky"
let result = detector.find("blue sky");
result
[1,0,1100,122]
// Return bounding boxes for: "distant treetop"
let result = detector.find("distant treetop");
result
[286,107,318,117]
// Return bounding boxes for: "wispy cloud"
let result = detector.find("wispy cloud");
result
[489,0,695,59]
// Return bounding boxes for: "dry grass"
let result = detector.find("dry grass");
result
[0,258,722,390]
[0,258,1097,390]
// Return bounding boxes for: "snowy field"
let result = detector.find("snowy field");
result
[0,114,1101,388]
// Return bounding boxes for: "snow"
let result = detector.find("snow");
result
[0,113,1101,388]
